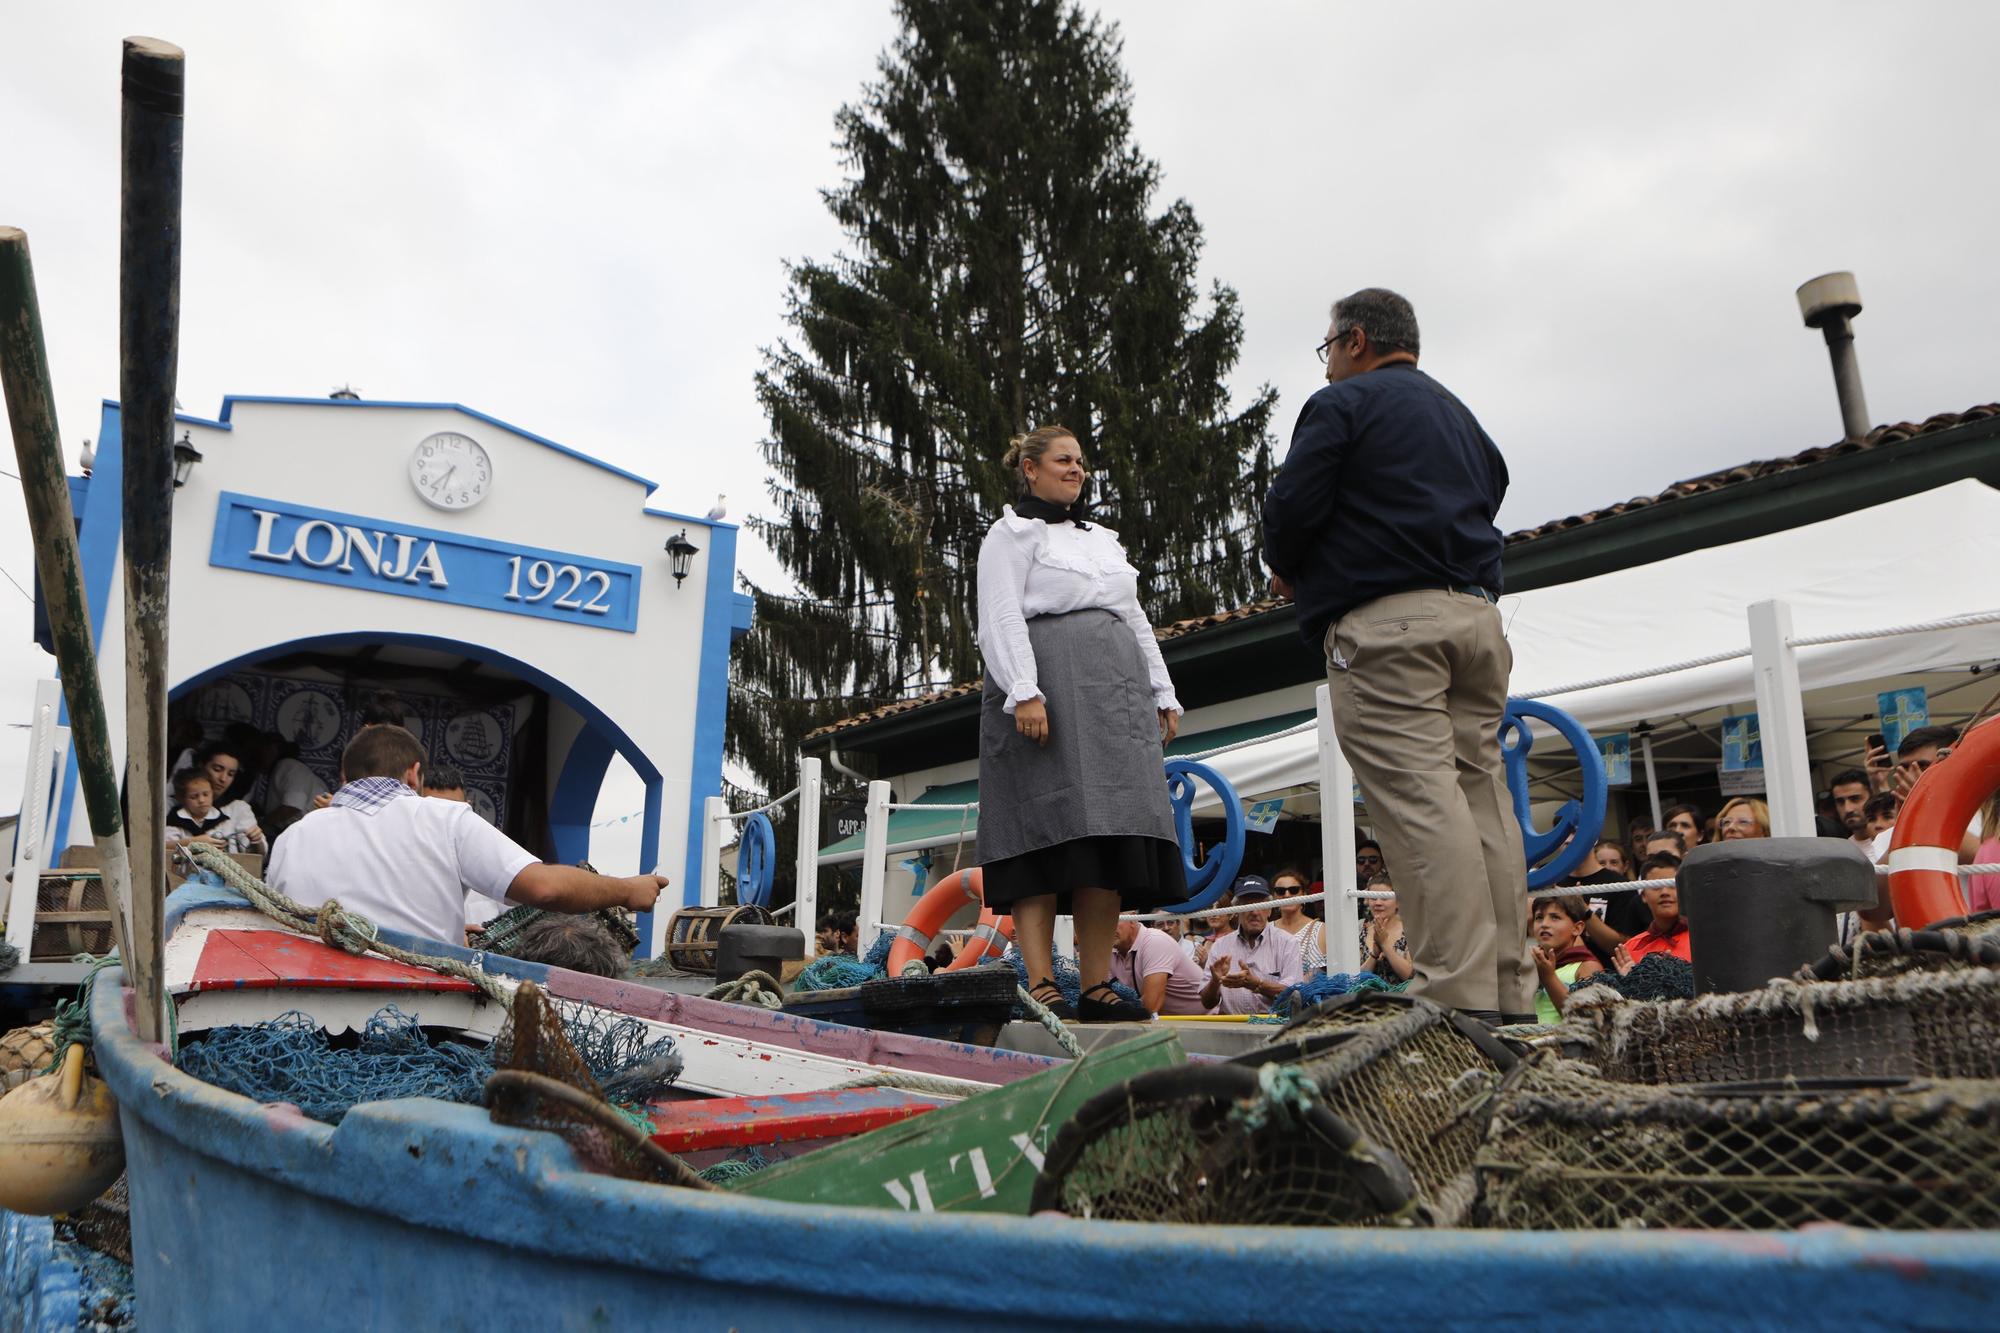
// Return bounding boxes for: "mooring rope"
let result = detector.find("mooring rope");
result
[185,843,511,1007]
[824,1069,996,1099]
[703,970,786,1009]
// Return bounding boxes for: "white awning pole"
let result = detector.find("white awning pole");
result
[1749,598,1816,838]
[857,779,892,954]
[1640,731,1663,828]
[1318,684,1361,976]
[794,758,822,958]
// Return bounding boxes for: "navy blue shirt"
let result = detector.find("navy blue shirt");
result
[1261,363,1508,646]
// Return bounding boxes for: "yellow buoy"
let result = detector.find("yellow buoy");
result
[0,1043,125,1215]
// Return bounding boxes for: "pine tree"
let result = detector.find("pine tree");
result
[730,0,1275,804]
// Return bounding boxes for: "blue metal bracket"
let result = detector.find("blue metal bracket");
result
[738,811,776,908]
[1499,699,1607,889]
[1158,759,1245,914]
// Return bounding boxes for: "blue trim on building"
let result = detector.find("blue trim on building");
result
[730,591,756,642]
[206,490,644,633]
[51,403,128,852]
[547,725,616,865]
[680,524,736,917]
[214,394,660,495]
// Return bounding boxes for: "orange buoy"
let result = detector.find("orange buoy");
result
[885,868,988,975]
[944,905,1014,971]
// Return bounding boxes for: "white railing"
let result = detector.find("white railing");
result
[3,679,72,954]
[697,757,823,957]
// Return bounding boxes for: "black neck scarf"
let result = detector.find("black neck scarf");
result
[1014,482,1092,530]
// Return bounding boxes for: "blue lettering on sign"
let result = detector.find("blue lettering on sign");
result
[208,492,641,632]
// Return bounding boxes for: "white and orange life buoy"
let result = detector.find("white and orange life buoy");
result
[1886,719,1998,927]
[944,904,1015,971]
[886,868,1004,975]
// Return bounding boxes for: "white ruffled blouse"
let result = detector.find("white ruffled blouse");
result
[976,506,1181,716]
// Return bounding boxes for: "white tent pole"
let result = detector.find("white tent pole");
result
[857,779,892,953]
[698,795,726,908]
[1640,731,1663,828]
[1317,684,1361,976]
[1749,599,1816,837]
[794,757,822,958]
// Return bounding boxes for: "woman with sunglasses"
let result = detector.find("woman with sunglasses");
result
[1268,867,1325,976]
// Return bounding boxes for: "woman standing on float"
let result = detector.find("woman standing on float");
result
[975,425,1186,1022]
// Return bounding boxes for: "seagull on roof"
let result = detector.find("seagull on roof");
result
[705,494,727,521]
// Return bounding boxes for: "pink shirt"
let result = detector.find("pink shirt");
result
[1110,926,1209,1015]
[1968,836,2000,915]
[1203,926,1304,1015]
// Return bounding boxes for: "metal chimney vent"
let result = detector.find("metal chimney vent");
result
[1797,272,1871,443]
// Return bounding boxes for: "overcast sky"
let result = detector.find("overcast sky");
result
[2,1,1996,814]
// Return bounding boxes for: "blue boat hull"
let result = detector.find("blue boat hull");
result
[87,968,2000,1331]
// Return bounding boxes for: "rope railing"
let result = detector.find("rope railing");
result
[713,785,799,822]
[1787,608,2000,649]
[1174,721,1317,764]
[883,800,978,813]
[1515,648,1752,701]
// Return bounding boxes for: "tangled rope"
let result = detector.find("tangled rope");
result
[703,970,786,1009]
[1229,1062,1320,1134]
[184,842,511,1007]
[825,1068,994,1099]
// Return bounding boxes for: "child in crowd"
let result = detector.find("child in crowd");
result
[1864,791,1899,841]
[164,770,226,844]
[1529,894,1602,1023]
[1614,853,1690,970]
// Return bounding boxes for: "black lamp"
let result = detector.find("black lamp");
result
[172,430,203,488]
[665,529,700,587]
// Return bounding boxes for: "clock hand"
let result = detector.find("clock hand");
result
[432,465,458,496]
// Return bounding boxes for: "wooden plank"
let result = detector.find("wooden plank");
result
[192,929,477,994]
[646,1087,942,1154]
[733,1028,1182,1215]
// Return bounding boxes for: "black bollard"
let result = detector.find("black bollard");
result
[715,924,806,987]
[1679,838,1877,994]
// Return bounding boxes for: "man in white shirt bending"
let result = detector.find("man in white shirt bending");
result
[269,725,667,947]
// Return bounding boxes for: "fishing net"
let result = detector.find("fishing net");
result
[477,900,639,959]
[173,1008,492,1123]
[789,953,881,992]
[1568,952,1696,1002]
[1035,992,1515,1227]
[483,982,715,1190]
[488,994,684,1105]
[1477,1048,2000,1230]
[1260,972,1401,1022]
[1557,963,2000,1085]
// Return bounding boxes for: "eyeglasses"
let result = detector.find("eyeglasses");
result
[1355,854,1384,867]
[1315,328,1353,364]
[1719,817,1760,831]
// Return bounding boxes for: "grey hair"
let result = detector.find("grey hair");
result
[509,915,628,978]
[1331,288,1420,358]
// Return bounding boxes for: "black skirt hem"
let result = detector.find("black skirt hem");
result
[981,833,1188,913]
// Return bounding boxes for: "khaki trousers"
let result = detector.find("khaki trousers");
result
[1327,588,1534,1016]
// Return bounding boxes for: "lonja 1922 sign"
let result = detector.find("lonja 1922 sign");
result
[208,492,642,632]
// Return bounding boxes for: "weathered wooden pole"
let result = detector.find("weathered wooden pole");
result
[0,228,137,975]
[119,36,185,1045]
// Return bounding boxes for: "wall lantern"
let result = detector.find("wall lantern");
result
[172,430,204,488]
[665,529,701,588]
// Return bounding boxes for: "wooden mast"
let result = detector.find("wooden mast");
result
[118,36,185,1045]
[0,228,138,980]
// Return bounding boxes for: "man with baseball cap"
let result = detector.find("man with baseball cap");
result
[1199,875,1304,1016]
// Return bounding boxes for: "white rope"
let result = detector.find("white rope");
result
[1514,647,1752,700]
[1173,720,1317,763]
[712,785,799,821]
[883,800,978,812]
[1788,608,2000,649]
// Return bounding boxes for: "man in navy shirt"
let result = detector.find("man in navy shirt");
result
[1261,288,1532,1024]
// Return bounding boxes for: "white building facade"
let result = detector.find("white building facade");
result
[56,394,747,956]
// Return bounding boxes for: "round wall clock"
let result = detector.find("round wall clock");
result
[410,431,493,510]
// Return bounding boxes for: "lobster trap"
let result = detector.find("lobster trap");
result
[1477,1051,2000,1231]
[28,872,116,961]
[1032,991,1516,1227]
[656,904,773,975]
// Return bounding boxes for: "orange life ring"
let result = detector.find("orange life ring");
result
[944,905,1015,971]
[1886,721,1995,926]
[885,868,989,975]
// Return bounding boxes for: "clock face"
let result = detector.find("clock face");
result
[409,432,493,510]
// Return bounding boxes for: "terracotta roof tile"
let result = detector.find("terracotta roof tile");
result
[808,403,2000,742]
[1501,404,2000,544]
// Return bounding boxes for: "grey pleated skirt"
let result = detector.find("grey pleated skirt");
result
[976,609,1186,911]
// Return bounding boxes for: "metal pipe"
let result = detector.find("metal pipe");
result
[119,36,185,1045]
[0,228,137,969]
[1819,313,1871,443]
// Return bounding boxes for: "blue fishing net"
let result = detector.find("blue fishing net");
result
[175,1008,492,1124]
[53,1224,136,1330]
[789,953,883,993]
[176,1001,685,1125]
[997,948,1142,1016]
[1570,952,1696,1002]
[862,930,897,971]
[1264,971,1402,1022]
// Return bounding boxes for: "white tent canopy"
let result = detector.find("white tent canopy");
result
[1197,479,2000,802]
